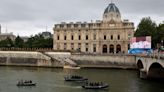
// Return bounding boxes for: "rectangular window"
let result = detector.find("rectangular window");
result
[57,35,60,40]
[111,35,113,40]
[79,35,81,40]
[64,43,67,50]
[93,44,96,52]
[128,34,131,40]
[81,24,86,28]
[94,34,96,40]
[71,43,74,50]
[57,44,60,50]
[67,24,71,28]
[86,35,88,40]
[60,24,64,28]
[89,24,93,28]
[118,35,120,40]
[74,24,78,28]
[104,35,106,40]
[77,48,81,52]
[78,43,81,46]
[86,48,88,52]
[128,44,130,50]
[71,35,74,40]
[64,35,67,40]
[94,47,96,52]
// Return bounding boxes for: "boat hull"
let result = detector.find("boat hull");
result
[64,78,88,81]
[63,65,80,69]
[82,84,109,89]
[17,83,36,86]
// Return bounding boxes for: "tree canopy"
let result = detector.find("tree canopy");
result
[15,36,24,48]
[134,17,163,48]
[0,37,14,48]
[0,33,53,48]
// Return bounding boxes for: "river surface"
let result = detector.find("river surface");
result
[0,66,163,92]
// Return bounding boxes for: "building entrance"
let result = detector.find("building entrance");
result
[109,45,114,53]
[103,45,107,53]
[116,44,121,53]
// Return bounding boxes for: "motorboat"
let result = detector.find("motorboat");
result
[64,75,88,81]
[82,82,109,89]
[17,80,36,86]
[63,65,81,69]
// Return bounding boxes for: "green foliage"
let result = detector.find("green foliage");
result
[0,33,53,48]
[0,37,14,48]
[14,36,24,48]
[134,17,159,48]
[24,33,53,48]
[157,24,164,44]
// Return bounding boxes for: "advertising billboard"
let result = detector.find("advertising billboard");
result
[130,36,151,49]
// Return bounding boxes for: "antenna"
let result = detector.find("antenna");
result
[46,26,48,32]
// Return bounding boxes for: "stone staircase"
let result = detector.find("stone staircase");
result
[39,51,77,66]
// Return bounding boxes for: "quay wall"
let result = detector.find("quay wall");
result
[0,51,137,69]
[71,54,137,69]
[0,51,52,67]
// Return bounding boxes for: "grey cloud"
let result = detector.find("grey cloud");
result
[0,0,163,36]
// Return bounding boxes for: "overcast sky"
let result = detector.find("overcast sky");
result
[0,0,163,36]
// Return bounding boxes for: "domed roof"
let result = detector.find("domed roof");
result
[104,3,120,14]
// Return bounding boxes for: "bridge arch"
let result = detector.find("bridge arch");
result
[137,59,144,69]
[148,63,164,79]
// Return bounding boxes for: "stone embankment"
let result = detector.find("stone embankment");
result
[71,54,137,69]
[0,51,137,69]
[0,51,52,67]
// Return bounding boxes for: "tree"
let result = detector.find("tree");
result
[134,17,158,48]
[0,37,14,48]
[14,36,24,48]
[25,33,53,48]
[157,23,164,46]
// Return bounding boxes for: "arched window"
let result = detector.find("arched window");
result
[109,44,114,53]
[116,44,121,53]
[102,44,107,53]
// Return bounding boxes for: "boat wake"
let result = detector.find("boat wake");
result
[45,84,81,89]
[54,84,81,89]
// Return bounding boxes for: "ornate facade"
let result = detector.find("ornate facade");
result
[53,3,134,54]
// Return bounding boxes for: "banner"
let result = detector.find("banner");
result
[130,36,151,49]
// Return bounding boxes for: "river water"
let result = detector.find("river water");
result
[0,66,163,92]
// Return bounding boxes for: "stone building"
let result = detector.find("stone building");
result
[0,25,16,41]
[53,2,134,54]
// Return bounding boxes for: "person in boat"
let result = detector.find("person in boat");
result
[18,80,23,84]
[29,80,32,83]
[86,82,104,86]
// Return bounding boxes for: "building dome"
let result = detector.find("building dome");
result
[103,3,121,23]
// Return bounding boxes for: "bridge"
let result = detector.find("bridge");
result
[136,54,164,79]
